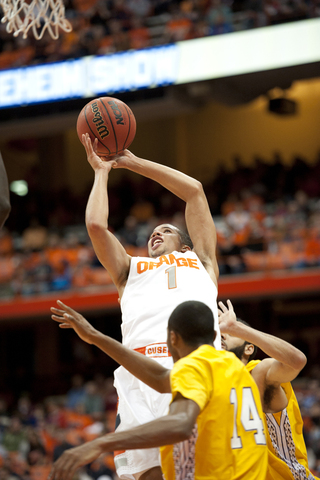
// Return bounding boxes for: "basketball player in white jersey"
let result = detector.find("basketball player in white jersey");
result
[82,133,221,480]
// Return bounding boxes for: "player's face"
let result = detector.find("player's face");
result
[147,224,182,258]
[221,332,247,361]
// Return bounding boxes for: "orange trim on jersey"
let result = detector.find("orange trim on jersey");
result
[134,342,172,358]
[114,450,126,457]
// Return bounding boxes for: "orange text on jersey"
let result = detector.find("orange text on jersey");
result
[137,254,199,274]
[146,345,169,356]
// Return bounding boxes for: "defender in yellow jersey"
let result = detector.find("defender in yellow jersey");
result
[218,300,318,480]
[161,344,267,480]
[50,300,268,480]
[246,361,318,480]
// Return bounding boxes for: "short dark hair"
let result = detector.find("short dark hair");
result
[168,301,215,346]
[236,317,258,361]
[176,228,193,250]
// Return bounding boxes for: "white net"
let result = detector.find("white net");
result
[0,0,72,39]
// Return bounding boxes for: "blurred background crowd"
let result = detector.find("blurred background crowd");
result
[1,0,320,70]
[0,374,118,480]
[0,151,320,298]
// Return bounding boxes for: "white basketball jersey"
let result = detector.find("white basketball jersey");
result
[120,250,221,350]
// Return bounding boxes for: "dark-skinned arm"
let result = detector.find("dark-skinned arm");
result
[218,299,307,412]
[51,300,171,394]
[218,300,307,384]
[49,394,199,480]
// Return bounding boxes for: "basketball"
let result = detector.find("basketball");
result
[76,96,136,156]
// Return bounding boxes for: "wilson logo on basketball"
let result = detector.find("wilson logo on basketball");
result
[91,102,110,139]
[108,100,125,125]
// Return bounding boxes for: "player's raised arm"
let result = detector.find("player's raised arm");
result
[112,150,219,285]
[83,134,131,295]
[218,300,307,411]
[50,300,171,394]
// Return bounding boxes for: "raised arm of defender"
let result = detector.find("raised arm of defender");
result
[218,300,307,412]
[51,300,171,394]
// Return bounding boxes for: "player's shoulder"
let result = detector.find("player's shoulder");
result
[248,358,274,375]
[177,345,244,371]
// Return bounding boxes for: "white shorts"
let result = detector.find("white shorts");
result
[113,358,173,480]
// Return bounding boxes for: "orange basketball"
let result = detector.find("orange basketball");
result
[76,96,136,156]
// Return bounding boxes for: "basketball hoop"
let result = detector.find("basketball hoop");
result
[0,0,72,39]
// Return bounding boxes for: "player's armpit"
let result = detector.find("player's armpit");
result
[251,359,290,413]
[262,382,288,414]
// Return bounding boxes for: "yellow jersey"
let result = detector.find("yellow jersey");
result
[246,360,318,480]
[161,345,268,480]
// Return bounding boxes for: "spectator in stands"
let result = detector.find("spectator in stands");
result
[127,0,151,18]
[2,417,28,458]
[82,381,105,417]
[206,0,233,34]
[165,3,193,41]
[128,16,151,49]
[21,219,48,253]
[65,375,86,411]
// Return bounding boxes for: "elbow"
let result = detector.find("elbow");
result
[86,219,107,236]
[157,376,171,395]
[185,179,204,202]
[174,414,196,441]
[294,351,307,372]
[192,180,204,196]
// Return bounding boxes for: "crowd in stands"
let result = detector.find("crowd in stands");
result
[1,152,320,299]
[0,0,319,70]
[0,374,119,480]
[0,372,320,480]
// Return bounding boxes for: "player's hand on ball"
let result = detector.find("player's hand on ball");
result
[82,133,117,172]
[50,300,97,345]
[111,149,137,169]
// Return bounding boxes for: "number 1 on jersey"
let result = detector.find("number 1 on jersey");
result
[165,266,177,289]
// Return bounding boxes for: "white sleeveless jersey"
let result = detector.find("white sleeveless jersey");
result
[120,250,221,351]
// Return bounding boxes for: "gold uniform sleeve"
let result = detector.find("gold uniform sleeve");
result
[170,356,211,412]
